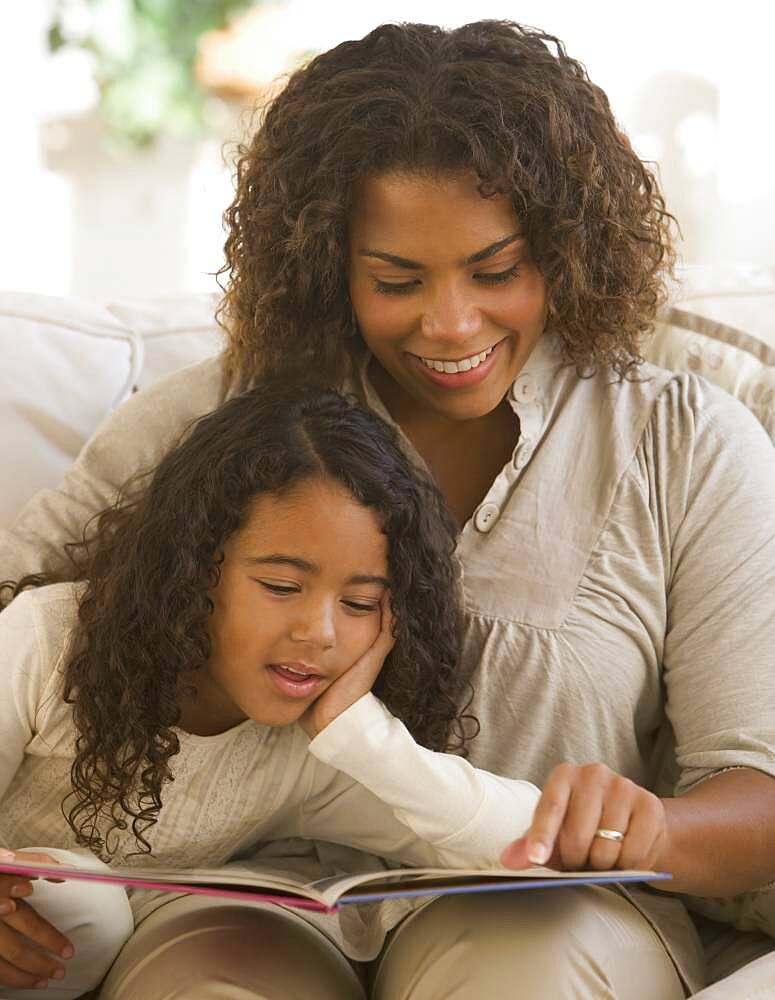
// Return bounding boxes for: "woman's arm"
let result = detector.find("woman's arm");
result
[658,767,775,895]
[0,358,225,584]
[501,761,775,896]
[506,380,775,897]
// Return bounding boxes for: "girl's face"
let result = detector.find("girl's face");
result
[190,477,389,733]
[348,170,548,424]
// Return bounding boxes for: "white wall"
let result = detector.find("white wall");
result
[1,0,772,300]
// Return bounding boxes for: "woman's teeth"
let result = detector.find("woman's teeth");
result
[419,345,494,373]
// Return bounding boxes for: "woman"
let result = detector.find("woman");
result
[2,19,775,999]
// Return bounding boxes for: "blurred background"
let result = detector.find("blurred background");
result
[2,0,773,301]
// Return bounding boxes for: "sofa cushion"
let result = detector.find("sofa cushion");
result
[674,264,775,350]
[645,307,775,442]
[0,293,142,528]
[106,294,223,390]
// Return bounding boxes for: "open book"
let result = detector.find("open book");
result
[0,858,670,913]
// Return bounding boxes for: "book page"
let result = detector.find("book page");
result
[0,859,670,910]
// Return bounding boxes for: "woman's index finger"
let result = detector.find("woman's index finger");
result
[526,766,575,864]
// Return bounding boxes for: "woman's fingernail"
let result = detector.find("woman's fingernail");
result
[0,849,15,860]
[0,900,14,915]
[527,842,550,865]
[10,883,30,897]
[60,943,75,959]
[52,967,66,980]
[34,981,49,989]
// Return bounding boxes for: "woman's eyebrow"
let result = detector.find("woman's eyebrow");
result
[347,574,391,587]
[358,232,524,270]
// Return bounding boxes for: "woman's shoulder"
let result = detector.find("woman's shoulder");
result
[76,355,231,495]
[639,364,773,458]
[96,354,229,445]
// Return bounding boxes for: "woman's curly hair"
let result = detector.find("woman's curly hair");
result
[220,19,678,385]
[2,382,472,857]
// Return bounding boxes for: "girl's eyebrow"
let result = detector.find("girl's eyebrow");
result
[358,232,524,270]
[242,554,390,587]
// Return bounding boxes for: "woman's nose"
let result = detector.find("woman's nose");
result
[420,285,482,345]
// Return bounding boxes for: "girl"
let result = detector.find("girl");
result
[0,382,541,998]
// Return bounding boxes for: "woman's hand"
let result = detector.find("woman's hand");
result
[300,593,395,739]
[0,849,74,990]
[499,762,668,873]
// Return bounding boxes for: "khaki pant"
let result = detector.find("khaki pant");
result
[96,886,775,1000]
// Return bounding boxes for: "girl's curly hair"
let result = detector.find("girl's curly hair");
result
[219,19,678,385]
[2,382,472,857]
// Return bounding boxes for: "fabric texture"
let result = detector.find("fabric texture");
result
[1,333,775,993]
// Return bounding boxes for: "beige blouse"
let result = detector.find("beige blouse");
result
[2,333,775,990]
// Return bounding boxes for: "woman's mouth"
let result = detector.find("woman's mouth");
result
[267,663,324,699]
[408,339,503,389]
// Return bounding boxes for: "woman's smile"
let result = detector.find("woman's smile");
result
[407,338,505,390]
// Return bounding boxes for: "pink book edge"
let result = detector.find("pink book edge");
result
[0,861,333,912]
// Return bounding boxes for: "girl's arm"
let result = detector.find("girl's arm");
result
[302,692,540,869]
[0,590,79,987]
[0,591,40,794]
[295,594,538,868]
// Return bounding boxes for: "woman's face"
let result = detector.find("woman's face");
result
[348,170,548,424]
[191,477,389,733]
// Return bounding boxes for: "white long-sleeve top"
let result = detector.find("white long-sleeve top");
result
[0,583,539,957]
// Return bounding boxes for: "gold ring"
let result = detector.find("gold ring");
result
[594,828,625,842]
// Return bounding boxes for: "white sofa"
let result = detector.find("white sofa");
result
[1,272,774,530]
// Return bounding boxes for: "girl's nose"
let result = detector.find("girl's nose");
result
[289,602,336,650]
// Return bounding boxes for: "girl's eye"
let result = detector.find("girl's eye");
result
[475,263,521,286]
[258,581,300,595]
[372,278,419,297]
[342,600,380,613]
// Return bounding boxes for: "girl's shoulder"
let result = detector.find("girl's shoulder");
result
[0,583,83,731]
[1,582,83,672]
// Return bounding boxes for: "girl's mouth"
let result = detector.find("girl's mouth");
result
[266,663,324,699]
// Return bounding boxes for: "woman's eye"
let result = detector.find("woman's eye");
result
[258,581,299,595]
[372,278,420,296]
[475,264,521,286]
[343,600,380,613]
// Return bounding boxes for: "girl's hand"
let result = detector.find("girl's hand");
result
[499,763,668,873]
[300,593,395,739]
[0,849,74,990]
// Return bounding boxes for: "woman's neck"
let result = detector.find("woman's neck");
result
[369,361,519,527]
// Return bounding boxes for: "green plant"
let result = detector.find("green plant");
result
[47,0,262,147]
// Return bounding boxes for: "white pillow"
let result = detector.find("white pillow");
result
[106,293,223,389]
[646,307,775,442]
[0,292,142,527]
